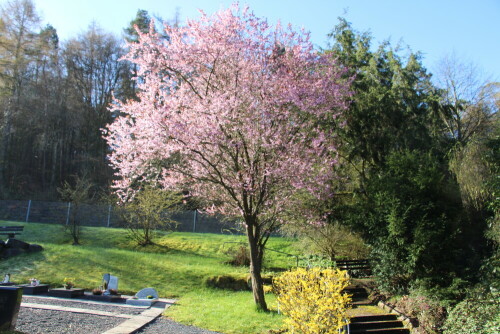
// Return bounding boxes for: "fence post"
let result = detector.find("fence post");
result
[66,202,71,225]
[107,205,112,227]
[193,209,197,233]
[25,200,31,223]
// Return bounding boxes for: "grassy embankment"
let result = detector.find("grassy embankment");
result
[0,221,298,333]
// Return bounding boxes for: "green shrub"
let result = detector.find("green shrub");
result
[225,245,251,267]
[409,277,471,307]
[204,275,250,291]
[443,297,500,334]
[394,295,447,334]
[353,150,466,294]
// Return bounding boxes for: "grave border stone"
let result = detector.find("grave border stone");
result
[126,287,159,306]
[0,286,23,331]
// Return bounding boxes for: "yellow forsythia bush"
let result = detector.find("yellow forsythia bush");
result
[273,267,351,333]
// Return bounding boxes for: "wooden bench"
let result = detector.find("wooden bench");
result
[0,226,24,238]
[335,259,372,277]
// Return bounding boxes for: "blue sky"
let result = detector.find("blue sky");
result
[27,0,500,80]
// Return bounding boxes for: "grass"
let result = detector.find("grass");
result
[0,220,299,333]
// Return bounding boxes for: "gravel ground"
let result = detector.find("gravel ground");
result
[15,296,219,334]
[15,308,124,334]
[22,296,144,315]
[135,317,221,334]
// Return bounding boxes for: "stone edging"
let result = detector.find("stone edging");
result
[21,302,134,319]
[377,300,418,333]
[102,303,171,334]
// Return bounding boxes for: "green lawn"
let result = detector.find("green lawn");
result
[0,221,298,333]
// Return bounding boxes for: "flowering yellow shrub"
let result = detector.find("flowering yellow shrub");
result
[273,267,351,333]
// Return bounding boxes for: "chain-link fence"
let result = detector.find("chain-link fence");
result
[0,200,242,234]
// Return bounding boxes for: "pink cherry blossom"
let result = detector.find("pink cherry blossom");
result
[105,3,351,310]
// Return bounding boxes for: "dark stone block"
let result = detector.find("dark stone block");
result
[18,284,49,295]
[5,238,30,250]
[0,240,5,248]
[0,286,23,331]
[48,288,85,298]
[27,244,43,252]
[83,293,123,302]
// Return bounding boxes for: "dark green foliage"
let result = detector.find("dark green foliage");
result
[325,19,492,296]
[443,296,500,334]
[327,19,453,293]
[123,9,152,43]
[481,119,500,289]
[327,18,442,170]
[355,150,463,293]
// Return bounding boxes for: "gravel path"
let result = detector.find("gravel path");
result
[16,296,219,334]
[22,296,144,315]
[135,317,221,334]
[16,308,124,334]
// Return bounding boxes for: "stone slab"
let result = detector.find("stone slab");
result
[21,302,133,319]
[126,298,158,307]
[18,284,49,295]
[84,293,123,302]
[101,304,166,334]
[48,288,85,298]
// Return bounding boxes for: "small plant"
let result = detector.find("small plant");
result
[121,187,183,246]
[92,288,103,295]
[273,267,351,333]
[109,289,119,295]
[147,295,154,299]
[225,245,251,267]
[63,277,75,289]
[205,275,250,291]
[394,295,447,334]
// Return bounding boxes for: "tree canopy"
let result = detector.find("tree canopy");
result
[105,5,351,310]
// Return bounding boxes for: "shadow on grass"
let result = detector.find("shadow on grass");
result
[0,250,47,280]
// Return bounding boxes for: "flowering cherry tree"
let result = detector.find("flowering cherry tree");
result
[106,4,351,310]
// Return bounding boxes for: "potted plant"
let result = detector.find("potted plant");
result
[63,277,75,290]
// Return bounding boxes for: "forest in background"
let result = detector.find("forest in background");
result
[0,1,173,200]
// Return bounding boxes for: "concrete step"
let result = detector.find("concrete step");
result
[350,320,404,330]
[350,329,410,334]
[351,315,398,322]
[349,314,409,334]
[344,287,369,299]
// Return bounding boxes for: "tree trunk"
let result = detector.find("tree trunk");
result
[246,220,268,311]
[50,141,58,187]
[0,103,13,198]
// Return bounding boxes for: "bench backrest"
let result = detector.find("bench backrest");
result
[0,226,24,237]
[335,259,372,278]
